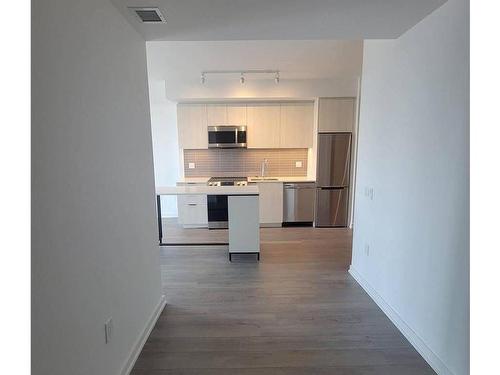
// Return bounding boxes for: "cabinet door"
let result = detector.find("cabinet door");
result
[207,104,227,127]
[226,104,247,126]
[318,98,355,133]
[247,104,281,148]
[228,196,260,253]
[257,182,283,226]
[177,194,208,228]
[177,104,208,149]
[280,102,314,148]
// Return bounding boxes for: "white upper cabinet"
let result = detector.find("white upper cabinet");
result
[177,103,208,149]
[247,103,281,148]
[206,104,227,127]
[226,104,247,126]
[280,102,314,148]
[318,98,355,133]
[206,104,247,127]
[177,101,314,150]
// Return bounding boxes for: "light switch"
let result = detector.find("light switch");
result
[188,162,195,169]
[295,161,303,168]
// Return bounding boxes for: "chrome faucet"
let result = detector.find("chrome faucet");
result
[260,159,268,177]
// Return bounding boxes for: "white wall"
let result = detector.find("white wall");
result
[148,80,179,217]
[32,1,163,374]
[157,77,359,101]
[351,1,469,375]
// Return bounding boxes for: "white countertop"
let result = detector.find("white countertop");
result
[177,176,316,184]
[248,176,316,183]
[176,177,210,184]
[157,185,259,195]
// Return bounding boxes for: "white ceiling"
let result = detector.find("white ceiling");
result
[112,0,446,41]
[147,40,363,81]
[146,40,363,100]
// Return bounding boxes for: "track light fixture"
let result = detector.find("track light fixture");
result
[199,69,280,84]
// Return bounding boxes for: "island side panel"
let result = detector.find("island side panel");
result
[228,195,260,253]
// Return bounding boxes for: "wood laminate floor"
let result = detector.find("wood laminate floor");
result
[132,227,435,375]
[161,218,228,244]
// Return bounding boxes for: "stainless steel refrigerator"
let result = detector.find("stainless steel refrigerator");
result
[315,133,351,227]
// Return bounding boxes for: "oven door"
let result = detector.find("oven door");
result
[207,195,228,229]
[208,126,246,148]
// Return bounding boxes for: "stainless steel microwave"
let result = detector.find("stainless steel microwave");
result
[208,126,247,148]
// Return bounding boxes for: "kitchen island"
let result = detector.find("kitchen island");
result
[156,185,260,261]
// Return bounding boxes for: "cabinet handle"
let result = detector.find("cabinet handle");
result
[188,203,197,206]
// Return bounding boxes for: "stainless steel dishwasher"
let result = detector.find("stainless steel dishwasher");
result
[283,182,316,226]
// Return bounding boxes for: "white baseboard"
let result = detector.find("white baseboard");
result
[120,295,166,375]
[348,266,454,375]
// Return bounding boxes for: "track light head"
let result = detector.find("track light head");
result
[275,72,280,84]
[240,73,245,84]
[200,73,206,84]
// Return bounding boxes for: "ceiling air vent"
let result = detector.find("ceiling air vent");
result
[129,7,166,23]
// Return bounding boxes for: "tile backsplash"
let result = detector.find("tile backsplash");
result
[184,148,308,177]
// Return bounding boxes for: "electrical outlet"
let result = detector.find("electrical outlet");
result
[364,244,370,256]
[295,161,303,168]
[105,318,113,344]
[188,162,195,169]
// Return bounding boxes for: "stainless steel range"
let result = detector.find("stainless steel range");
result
[207,177,248,229]
[207,177,248,187]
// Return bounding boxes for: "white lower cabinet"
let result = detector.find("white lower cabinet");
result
[176,183,208,228]
[256,182,283,227]
[177,195,208,228]
[175,181,284,228]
